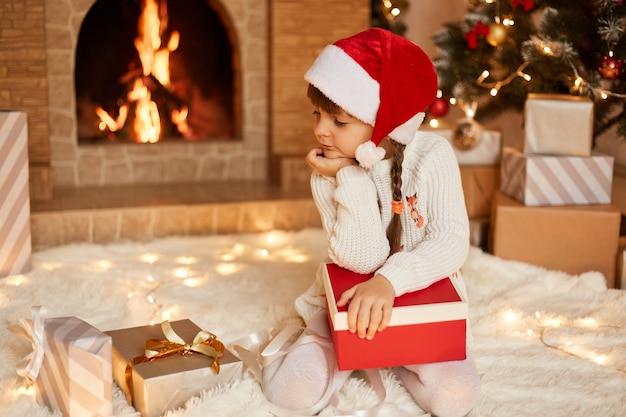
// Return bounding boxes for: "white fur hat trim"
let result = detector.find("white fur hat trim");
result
[305,45,379,125]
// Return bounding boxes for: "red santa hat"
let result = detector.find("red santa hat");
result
[304,28,438,168]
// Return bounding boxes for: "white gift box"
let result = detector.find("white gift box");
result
[500,147,614,206]
[422,127,501,165]
[0,111,32,278]
[524,93,594,156]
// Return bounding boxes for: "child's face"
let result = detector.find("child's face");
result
[312,107,373,159]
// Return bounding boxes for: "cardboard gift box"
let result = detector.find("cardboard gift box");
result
[11,307,113,417]
[524,93,594,156]
[422,127,502,165]
[490,192,622,287]
[617,236,626,289]
[0,111,32,278]
[106,319,242,417]
[460,165,500,218]
[323,263,467,371]
[469,215,490,251]
[500,147,614,206]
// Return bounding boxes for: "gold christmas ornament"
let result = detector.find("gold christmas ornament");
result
[486,22,508,47]
[453,119,483,150]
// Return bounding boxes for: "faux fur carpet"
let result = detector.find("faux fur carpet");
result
[0,228,625,417]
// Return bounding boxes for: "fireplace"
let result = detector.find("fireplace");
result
[45,0,265,188]
[76,0,238,144]
[0,0,369,201]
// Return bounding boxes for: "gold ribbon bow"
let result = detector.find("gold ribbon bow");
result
[124,320,224,405]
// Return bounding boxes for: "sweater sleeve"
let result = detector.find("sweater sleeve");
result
[310,166,390,273]
[376,134,470,295]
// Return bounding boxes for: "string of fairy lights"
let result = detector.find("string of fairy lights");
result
[129,232,309,325]
[447,0,626,118]
[499,307,626,375]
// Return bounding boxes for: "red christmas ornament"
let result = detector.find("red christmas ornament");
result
[598,54,623,79]
[428,97,450,118]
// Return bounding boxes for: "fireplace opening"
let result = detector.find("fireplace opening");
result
[75,0,239,144]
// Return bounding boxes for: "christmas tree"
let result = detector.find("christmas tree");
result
[432,0,626,146]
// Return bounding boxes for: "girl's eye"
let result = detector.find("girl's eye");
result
[334,119,347,127]
[312,110,320,116]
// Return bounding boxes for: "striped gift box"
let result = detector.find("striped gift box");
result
[37,316,113,417]
[500,147,614,206]
[0,111,32,278]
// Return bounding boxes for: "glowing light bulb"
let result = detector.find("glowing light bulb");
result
[504,310,518,321]
[174,268,189,278]
[140,253,160,263]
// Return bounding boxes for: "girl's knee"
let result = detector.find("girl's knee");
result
[427,373,480,417]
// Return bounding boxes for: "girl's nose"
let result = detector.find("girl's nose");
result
[313,118,331,138]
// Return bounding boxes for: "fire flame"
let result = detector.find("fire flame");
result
[96,0,187,143]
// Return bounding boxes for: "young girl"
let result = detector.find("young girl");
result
[262,28,480,417]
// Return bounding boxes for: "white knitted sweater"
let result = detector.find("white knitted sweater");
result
[295,131,470,324]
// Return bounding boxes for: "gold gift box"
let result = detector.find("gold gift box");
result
[106,319,242,417]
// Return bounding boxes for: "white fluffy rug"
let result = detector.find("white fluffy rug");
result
[1,228,625,417]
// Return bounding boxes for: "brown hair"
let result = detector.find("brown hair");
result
[387,139,404,254]
[307,84,404,254]
[308,84,341,114]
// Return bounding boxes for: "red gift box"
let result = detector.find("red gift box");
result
[323,263,467,370]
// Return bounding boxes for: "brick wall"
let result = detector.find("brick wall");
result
[269,0,370,187]
[0,0,52,200]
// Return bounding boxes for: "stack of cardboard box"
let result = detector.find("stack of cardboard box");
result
[490,94,622,287]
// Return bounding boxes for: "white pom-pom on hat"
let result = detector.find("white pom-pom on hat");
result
[305,28,437,168]
[355,141,387,169]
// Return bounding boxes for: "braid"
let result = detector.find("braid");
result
[386,140,405,254]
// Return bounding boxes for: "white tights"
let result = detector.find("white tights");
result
[393,356,480,417]
[262,311,480,416]
[262,311,345,412]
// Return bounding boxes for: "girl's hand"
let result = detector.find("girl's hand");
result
[306,148,357,177]
[336,274,395,340]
